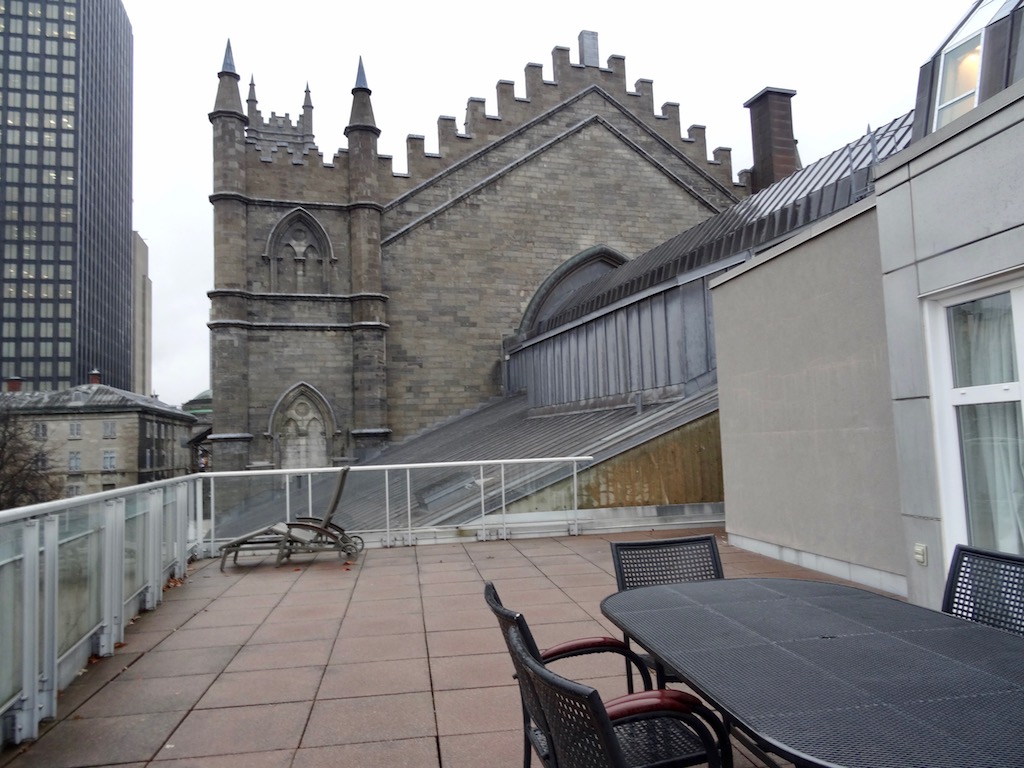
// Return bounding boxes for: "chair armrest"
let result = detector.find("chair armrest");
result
[541,636,628,659]
[605,688,702,719]
[541,636,654,691]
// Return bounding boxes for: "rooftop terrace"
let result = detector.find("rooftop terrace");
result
[0,526,843,768]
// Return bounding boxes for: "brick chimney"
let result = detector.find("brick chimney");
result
[5,376,22,392]
[88,369,102,384]
[744,87,800,194]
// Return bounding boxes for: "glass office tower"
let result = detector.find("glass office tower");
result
[1,0,133,391]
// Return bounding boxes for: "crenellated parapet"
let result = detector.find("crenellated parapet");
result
[397,31,743,194]
[233,31,742,199]
[245,77,319,163]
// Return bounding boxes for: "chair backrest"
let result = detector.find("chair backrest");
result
[610,535,724,591]
[484,582,555,765]
[941,544,1024,636]
[483,581,544,659]
[319,466,350,527]
[507,622,624,768]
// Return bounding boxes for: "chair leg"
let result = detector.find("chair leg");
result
[520,699,533,768]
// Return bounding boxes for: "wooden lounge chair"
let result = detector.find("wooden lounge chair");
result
[218,467,364,570]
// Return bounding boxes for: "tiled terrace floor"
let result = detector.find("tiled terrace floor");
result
[0,526,848,768]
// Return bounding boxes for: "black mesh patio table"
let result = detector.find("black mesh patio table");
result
[601,578,1024,768]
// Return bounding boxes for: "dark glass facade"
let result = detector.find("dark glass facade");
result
[0,0,132,391]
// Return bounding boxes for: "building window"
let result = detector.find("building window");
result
[68,421,80,439]
[102,450,116,471]
[935,34,982,129]
[102,420,116,438]
[68,450,80,472]
[65,484,80,498]
[32,422,47,439]
[931,283,1024,557]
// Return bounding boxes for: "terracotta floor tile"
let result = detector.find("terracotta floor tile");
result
[5,712,184,768]
[196,666,324,708]
[439,730,521,768]
[430,652,514,690]
[225,638,334,673]
[302,693,436,747]
[330,631,427,663]
[336,612,425,638]
[247,618,340,645]
[291,739,439,768]
[434,686,521,736]
[426,626,506,657]
[318,657,430,698]
[118,646,241,680]
[155,702,310,759]
[75,674,216,718]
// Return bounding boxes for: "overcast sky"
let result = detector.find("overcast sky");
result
[119,0,972,406]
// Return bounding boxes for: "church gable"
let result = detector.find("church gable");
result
[383,87,739,243]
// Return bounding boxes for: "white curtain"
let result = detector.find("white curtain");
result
[951,294,1024,554]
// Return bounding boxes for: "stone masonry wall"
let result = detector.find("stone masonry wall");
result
[383,121,714,439]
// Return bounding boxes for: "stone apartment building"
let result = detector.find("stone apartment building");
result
[209,32,746,471]
[1,375,196,496]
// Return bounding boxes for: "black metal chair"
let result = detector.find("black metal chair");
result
[506,622,723,768]
[484,581,653,768]
[610,535,724,690]
[941,544,1024,636]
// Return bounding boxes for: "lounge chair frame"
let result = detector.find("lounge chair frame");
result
[218,467,364,570]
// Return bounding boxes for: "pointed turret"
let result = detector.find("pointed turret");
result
[211,40,245,118]
[344,57,389,458]
[246,75,259,124]
[301,82,314,144]
[345,57,379,138]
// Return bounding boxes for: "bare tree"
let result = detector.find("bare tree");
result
[0,407,63,511]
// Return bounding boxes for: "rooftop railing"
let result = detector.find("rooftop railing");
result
[5,456,664,745]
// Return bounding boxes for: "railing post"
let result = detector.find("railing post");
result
[95,499,125,656]
[39,515,58,722]
[500,463,509,540]
[405,468,414,546]
[174,482,188,580]
[142,490,162,611]
[477,464,487,542]
[383,469,391,547]
[12,519,40,743]
[208,476,216,559]
[306,473,314,518]
[570,460,581,535]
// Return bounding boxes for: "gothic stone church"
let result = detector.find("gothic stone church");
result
[209,32,745,471]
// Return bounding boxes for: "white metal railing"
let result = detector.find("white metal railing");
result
[0,456,602,746]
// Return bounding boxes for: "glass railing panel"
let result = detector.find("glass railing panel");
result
[123,494,145,599]
[162,487,178,570]
[0,522,24,708]
[56,505,104,657]
[209,472,295,541]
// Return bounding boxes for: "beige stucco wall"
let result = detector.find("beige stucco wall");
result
[712,202,906,592]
